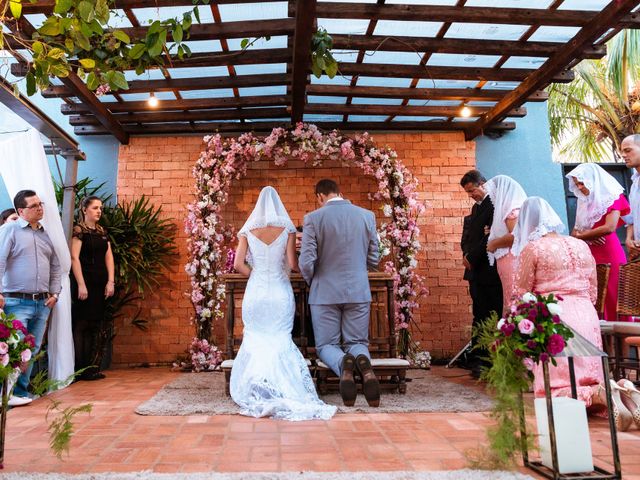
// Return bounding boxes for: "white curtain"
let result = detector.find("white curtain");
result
[0,129,74,387]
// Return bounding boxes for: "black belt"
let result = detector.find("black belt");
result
[3,292,49,301]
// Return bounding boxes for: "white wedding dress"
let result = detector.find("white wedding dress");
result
[229,227,337,421]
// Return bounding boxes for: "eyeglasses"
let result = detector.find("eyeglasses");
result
[23,202,45,210]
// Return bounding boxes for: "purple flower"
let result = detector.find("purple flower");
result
[514,348,524,357]
[12,319,24,331]
[526,339,537,349]
[539,352,549,363]
[0,324,10,339]
[518,319,535,335]
[536,324,545,333]
[547,334,566,356]
[523,357,535,371]
[501,322,516,337]
[528,309,537,321]
[23,335,35,349]
[552,315,561,324]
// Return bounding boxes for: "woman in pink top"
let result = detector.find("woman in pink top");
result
[485,175,528,314]
[566,163,631,322]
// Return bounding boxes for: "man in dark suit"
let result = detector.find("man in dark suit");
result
[460,170,503,378]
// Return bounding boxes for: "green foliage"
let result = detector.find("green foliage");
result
[1,0,206,94]
[549,29,640,162]
[46,400,93,459]
[311,28,338,79]
[466,313,536,470]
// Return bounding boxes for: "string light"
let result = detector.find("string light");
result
[148,92,159,108]
[461,105,472,118]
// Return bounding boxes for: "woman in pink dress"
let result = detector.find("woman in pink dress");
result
[511,197,634,429]
[566,163,631,322]
[485,175,527,314]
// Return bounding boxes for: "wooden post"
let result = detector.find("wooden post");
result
[61,155,78,246]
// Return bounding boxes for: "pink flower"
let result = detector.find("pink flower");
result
[0,324,10,338]
[522,357,535,371]
[518,319,535,335]
[21,349,31,362]
[0,342,7,355]
[547,333,565,356]
[539,352,549,363]
[0,354,7,366]
[23,334,35,349]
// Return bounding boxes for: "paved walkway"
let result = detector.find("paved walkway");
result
[2,366,639,478]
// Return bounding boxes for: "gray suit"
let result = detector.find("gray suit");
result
[299,199,379,375]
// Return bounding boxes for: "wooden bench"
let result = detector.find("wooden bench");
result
[220,272,410,396]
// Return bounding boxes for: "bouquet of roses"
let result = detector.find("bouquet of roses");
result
[0,309,36,386]
[490,292,574,378]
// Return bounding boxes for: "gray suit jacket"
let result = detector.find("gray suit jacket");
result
[299,199,379,305]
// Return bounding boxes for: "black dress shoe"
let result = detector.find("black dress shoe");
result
[339,354,357,406]
[355,354,380,407]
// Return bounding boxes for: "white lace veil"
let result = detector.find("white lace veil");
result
[512,197,565,257]
[238,186,296,237]
[485,175,528,265]
[565,163,623,230]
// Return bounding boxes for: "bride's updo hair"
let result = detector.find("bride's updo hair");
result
[315,179,339,196]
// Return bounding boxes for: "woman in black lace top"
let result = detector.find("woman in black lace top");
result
[70,196,115,380]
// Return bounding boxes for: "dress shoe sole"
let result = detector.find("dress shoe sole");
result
[356,355,380,408]
[339,356,357,407]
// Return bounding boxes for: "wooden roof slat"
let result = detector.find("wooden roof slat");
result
[61,95,290,114]
[466,0,640,140]
[331,34,606,60]
[42,73,290,97]
[306,103,526,118]
[307,84,548,102]
[311,3,640,28]
[70,107,291,125]
[22,0,285,13]
[338,63,574,83]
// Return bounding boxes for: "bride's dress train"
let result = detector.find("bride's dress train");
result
[230,229,336,421]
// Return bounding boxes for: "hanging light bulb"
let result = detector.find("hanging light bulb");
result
[148,92,159,108]
[461,105,472,118]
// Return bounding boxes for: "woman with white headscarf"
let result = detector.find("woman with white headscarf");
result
[485,175,528,313]
[230,186,336,421]
[512,197,634,430]
[566,163,631,321]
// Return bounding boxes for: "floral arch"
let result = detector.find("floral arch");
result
[185,123,426,357]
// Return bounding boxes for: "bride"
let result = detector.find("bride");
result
[230,186,337,421]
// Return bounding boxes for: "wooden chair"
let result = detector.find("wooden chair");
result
[595,263,610,319]
[314,273,410,394]
[611,260,640,380]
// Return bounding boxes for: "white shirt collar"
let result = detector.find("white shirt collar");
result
[326,196,343,203]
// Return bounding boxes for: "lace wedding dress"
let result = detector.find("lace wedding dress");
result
[229,223,336,421]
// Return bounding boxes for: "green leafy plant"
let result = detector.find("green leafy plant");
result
[548,29,640,162]
[311,28,338,79]
[1,0,207,94]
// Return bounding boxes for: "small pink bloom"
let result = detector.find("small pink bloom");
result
[518,319,535,335]
[21,349,32,362]
[522,357,535,371]
[0,354,8,367]
[0,342,7,355]
[547,334,565,356]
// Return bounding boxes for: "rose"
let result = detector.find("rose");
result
[0,341,7,355]
[496,318,506,330]
[526,339,537,349]
[522,357,535,371]
[0,324,9,338]
[522,292,536,303]
[547,333,566,356]
[21,349,32,362]
[539,352,549,363]
[547,302,562,316]
[0,354,7,367]
[518,319,535,335]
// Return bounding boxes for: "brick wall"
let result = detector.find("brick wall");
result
[115,132,476,365]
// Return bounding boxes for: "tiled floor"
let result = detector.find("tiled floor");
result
[2,366,640,478]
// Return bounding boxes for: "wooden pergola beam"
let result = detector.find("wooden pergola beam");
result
[290,0,316,124]
[331,34,606,60]
[311,3,640,28]
[338,63,574,83]
[307,84,548,102]
[61,95,290,114]
[73,120,516,136]
[465,0,640,140]
[21,0,284,13]
[42,73,290,97]
[306,104,526,118]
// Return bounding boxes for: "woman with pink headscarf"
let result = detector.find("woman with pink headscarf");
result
[566,163,630,322]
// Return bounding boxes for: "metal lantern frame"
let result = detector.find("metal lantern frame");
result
[519,326,622,480]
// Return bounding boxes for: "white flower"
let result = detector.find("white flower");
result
[497,318,506,330]
[7,333,19,345]
[382,204,393,217]
[547,302,562,315]
[522,292,536,303]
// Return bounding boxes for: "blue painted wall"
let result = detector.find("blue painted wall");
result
[475,101,568,225]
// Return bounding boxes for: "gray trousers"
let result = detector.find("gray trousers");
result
[310,302,371,376]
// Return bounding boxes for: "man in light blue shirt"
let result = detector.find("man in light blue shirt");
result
[621,135,640,260]
[0,190,61,405]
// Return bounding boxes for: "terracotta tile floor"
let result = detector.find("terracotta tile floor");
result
[2,366,640,478]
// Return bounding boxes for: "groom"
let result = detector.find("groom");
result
[299,179,381,407]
